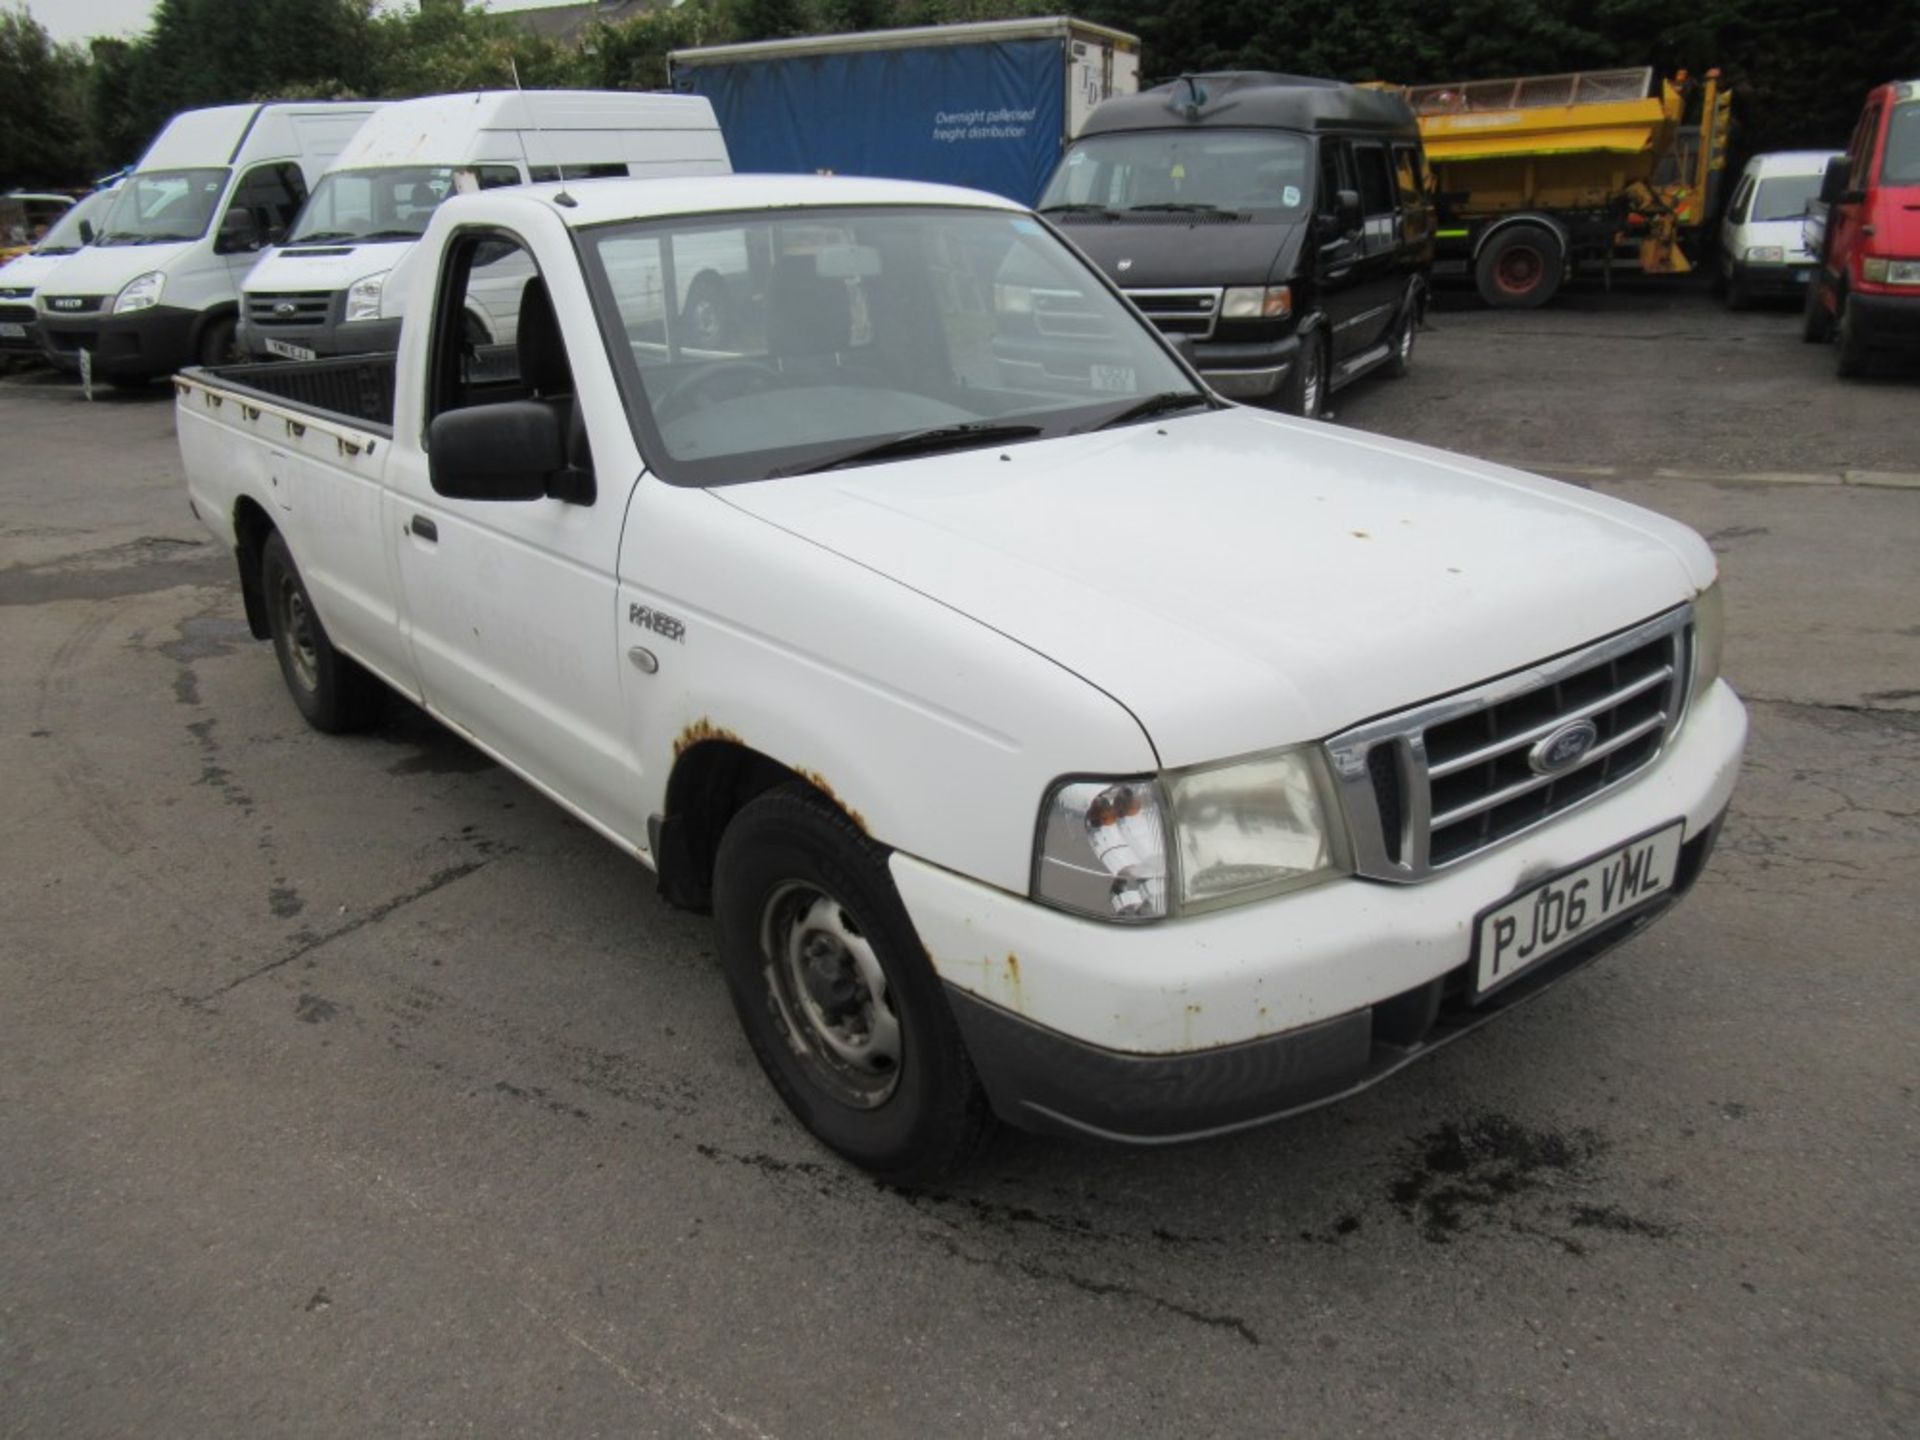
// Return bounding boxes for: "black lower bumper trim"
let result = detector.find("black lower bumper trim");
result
[949,813,1723,1145]
[38,304,205,380]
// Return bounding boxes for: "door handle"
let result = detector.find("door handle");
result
[410,515,438,543]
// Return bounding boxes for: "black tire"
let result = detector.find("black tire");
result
[1280,326,1329,419]
[1722,272,1749,311]
[260,530,382,733]
[1835,293,1871,377]
[681,273,732,350]
[1802,273,1835,342]
[1385,292,1418,378]
[712,782,994,1185]
[1475,225,1563,309]
[105,374,149,392]
[197,315,242,368]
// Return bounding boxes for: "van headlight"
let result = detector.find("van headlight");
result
[345,270,389,323]
[1744,245,1784,264]
[1033,750,1345,922]
[113,271,164,314]
[1692,580,1725,697]
[1861,257,1920,285]
[1221,284,1292,319]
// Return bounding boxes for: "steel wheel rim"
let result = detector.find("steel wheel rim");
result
[1496,246,1543,296]
[759,881,902,1108]
[276,574,318,693]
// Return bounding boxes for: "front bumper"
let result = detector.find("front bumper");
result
[0,301,39,356]
[1732,259,1816,295]
[895,679,1746,1142]
[239,310,401,361]
[38,303,201,380]
[1193,330,1302,400]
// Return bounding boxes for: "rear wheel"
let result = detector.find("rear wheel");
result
[1476,225,1563,309]
[261,531,382,733]
[1801,273,1835,342]
[1835,293,1872,377]
[712,782,993,1186]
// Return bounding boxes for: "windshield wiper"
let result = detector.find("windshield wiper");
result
[1082,390,1213,431]
[288,230,357,245]
[356,228,425,241]
[1127,202,1238,216]
[1038,202,1116,218]
[777,421,1044,476]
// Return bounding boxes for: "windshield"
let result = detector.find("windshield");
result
[97,168,228,245]
[580,205,1204,484]
[287,164,520,245]
[1884,102,1920,186]
[1039,129,1313,218]
[1752,173,1822,223]
[33,189,115,255]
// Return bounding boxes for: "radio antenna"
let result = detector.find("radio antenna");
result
[509,57,576,208]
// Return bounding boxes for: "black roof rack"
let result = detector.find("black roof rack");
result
[1081,72,1418,140]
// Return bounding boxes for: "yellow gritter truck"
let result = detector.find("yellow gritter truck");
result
[1384,66,1731,307]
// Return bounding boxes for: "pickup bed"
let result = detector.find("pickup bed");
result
[178,175,1746,1183]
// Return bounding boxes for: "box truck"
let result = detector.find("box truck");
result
[668,17,1138,205]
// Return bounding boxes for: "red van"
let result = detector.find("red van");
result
[1803,81,1920,373]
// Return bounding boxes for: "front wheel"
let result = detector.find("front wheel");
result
[197,316,243,368]
[1281,328,1328,419]
[712,783,993,1185]
[1835,294,1872,378]
[1801,274,1835,343]
[261,531,383,733]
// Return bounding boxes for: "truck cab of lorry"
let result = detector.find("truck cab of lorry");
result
[239,91,730,363]
[1803,80,1920,374]
[1717,150,1841,307]
[1037,72,1432,418]
[36,102,380,386]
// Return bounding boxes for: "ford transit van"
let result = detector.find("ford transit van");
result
[37,101,380,386]
[239,91,730,361]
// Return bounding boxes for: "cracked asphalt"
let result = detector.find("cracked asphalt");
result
[2,278,1916,1438]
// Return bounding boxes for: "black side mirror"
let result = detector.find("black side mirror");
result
[429,401,567,502]
[216,207,259,254]
[1337,189,1364,233]
[1818,155,1863,207]
[78,218,95,245]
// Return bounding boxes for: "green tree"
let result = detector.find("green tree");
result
[0,5,92,189]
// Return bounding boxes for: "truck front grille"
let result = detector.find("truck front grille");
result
[246,291,332,327]
[40,295,102,314]
[1124,288,1221,339]
[1324,607,1694,881]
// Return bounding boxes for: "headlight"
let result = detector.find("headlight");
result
[1744,245,1784,264]
[1033,750,1345,923]
[113,271,164,314]
[1862,257,1920,285]
[1221,284,1292,320]
[1166,749,1340,910]
[1034,779,1169,922]
[1692,580,1725,698]
[345,270,389,323]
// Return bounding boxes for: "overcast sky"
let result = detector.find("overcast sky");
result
[24,0,569,44]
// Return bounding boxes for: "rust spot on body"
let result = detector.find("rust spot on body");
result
[673,717,743,759]
[798,768,869,835]
[1350,529,1371,540]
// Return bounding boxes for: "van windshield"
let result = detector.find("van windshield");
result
[96,168,228,245]
[33,188,116,255]
[1039,130,1313,218]
[580,204,1208,485]
[1885,103,1920,187]
[1751,173,1823,222]
[287,164,521,246]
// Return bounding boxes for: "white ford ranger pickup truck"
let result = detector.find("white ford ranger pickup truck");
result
[175,176,1747,1183]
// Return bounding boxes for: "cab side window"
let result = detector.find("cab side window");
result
[1848,105,1881,191]
[220,163,307,253]
[1352,144,1396,252]
[1318,140,1354,231]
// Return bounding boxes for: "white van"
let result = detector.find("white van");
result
[238,91,730,361]
[0,184,121,362]
[36,102,380,385]
[1717,149,1843,308]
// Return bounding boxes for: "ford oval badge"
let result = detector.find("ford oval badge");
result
[1529,719,1600,775]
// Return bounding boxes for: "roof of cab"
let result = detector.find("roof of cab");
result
[475,173,1026,228]
[1743,149,1844,177]
[1079,72,1419,141]
[330,90,721,169]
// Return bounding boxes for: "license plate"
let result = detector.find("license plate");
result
[0,322,24,338]
[1474,822,1685,998]
[265,337,316,361]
